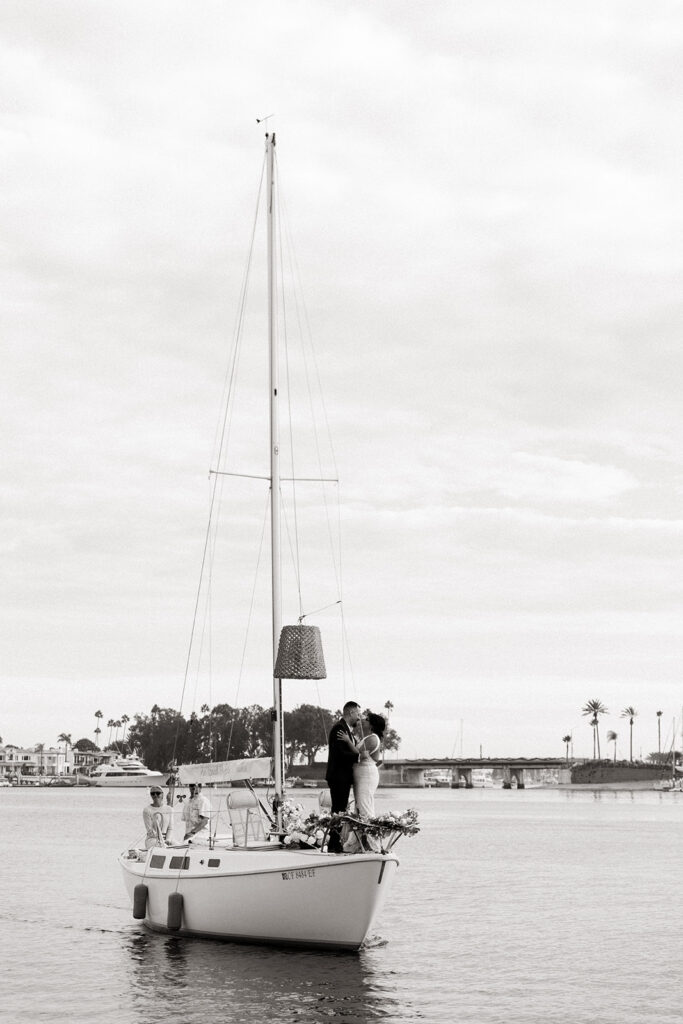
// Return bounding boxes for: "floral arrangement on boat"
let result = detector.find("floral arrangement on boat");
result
[279,801,419,853]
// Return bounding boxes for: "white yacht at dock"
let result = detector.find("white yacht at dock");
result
[85,756,164,787]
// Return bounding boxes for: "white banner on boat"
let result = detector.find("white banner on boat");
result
[178,757,272,785]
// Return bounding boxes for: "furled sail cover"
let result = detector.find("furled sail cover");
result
[178,757,272,785]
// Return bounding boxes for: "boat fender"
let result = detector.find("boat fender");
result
[132,884,148,920]
[167,892,183,932]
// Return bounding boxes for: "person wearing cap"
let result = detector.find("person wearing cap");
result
[143,787,171,849]
[182,782,210,841]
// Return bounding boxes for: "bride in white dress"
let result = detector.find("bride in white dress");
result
[342,712,386,853]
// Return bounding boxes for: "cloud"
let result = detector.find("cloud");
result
[495,452,636,504]
[1,1,682,753]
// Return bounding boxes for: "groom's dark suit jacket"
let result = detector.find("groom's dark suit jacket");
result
[325,718,358,790]
[325,717,359,850]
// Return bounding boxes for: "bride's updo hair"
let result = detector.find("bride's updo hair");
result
[367,712,386,739]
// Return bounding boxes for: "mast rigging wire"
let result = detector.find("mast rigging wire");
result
[171,143,357,763]
[170,154,266,765]
[278,183,354,696]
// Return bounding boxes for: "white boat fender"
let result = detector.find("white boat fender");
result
[133,884,148,920]
[167,892,183,932]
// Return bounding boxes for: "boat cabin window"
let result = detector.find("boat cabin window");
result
[149,856,166,869]
[208,859,220,868]
[169,856,190,870]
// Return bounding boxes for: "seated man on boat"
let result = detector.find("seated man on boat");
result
[142,787,172,848]
[182,782,211,841]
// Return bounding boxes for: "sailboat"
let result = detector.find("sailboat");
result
[119,133,408,950]
[654,715,683,792]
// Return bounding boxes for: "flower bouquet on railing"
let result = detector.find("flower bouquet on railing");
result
[277,801,419,853]
[278,801,331,849]
[341,808,420,853]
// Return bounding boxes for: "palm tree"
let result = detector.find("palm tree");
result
[562,734,572,764]
[94,709,103,743]
[113,719,122,748]
[121,714,130,746]
[107,719,115,746]
[582,700,608,759]
[657,710,663,754]
[57,732,72,774]
[57,732,72,755]
[94,725,101,749]
[621,707,638,762]
[384,701,394,719]
[607,730,618,763]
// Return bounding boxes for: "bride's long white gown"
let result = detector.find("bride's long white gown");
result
[343,735,381,853]
[353,758,379,818]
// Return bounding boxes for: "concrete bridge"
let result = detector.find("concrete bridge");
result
[382,757,569,789]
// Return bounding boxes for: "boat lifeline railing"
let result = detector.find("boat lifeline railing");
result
[278,802,420,855]
[336,814,414,854]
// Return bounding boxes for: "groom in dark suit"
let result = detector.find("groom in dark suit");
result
[325,700,362,852]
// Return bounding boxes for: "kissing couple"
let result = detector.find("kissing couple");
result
[324,700,386,853]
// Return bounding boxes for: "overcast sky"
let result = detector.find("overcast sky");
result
[2,1,682,760]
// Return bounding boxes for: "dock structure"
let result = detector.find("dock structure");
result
[382,757,568,789]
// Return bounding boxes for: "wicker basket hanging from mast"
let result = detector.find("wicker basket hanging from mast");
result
[274,624,327,680]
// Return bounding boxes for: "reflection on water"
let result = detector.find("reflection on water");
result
[125,927,415,1024]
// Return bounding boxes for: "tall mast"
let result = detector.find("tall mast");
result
[267,132,285,815]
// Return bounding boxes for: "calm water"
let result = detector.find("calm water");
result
[3,786,682,1023]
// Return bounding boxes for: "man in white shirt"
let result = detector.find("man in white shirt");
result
[182,782,211,840]
[143,787,171,848]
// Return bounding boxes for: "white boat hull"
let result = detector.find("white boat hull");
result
[120,844,398,950]
[86,773,164,787]
[654,779,682,791]
[83,757,165,787]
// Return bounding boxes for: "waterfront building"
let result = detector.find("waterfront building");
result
[71,747,112,773]
[0,743,72,780]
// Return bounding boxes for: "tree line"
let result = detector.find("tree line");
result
[100,702,402,773]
